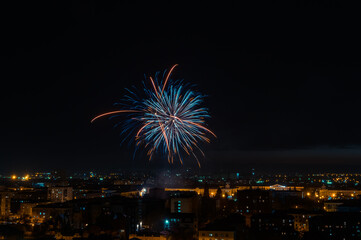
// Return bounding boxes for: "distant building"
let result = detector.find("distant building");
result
[271,189,303,201]
[33,202,72,222]
[199,230,234,240]
[251,213,298,238]
[48,186,73,202]
[129,233,167,240]
[12,189,47,201]
[150,185,303,199]
[270,184,296,191]
[164,212,198,236]
[198,214,244,240]
[0,191,11,217]
[52,169,66,180]
[318,189,361,200]
[170,197,194,214]
[237,189,272,215]
[73,188,103,199]
[19,202,38,216]
[308,213,361,239]
[138,197,167,232]
[237,189,271,226]
[10,189,47,214]
[324,201,344,212]
[324,199,361,213]
[288,210,322,232]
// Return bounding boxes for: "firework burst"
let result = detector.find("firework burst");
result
[91,64,215,167]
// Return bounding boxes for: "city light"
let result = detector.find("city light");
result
[2,169,361,238]
[140,188,147,197]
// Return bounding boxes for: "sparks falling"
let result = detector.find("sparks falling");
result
[91,64,215,167]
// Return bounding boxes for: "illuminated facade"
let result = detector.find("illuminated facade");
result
[19,202,38,216]
[0,192,11,217]
[289,212,321,232]
[318,189,361,200]
[164,185,303,198]
[48,187,73,203]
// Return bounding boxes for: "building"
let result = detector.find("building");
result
[12,189,47,201]
[0,191,11,217]
[164,212,198,235]
[130,232,167,240]
[73,188,103,199]
[288,210,322,232]
[138,197,167,232]
[318,189,361,200]
[199,230,234,240]
[19,202,38,216]
[198,214,244,240]
[324,201,344,212]
[10,189,47,215]
[170,197,194,214]
[251,213,298,239]
[32,202,72,222]
[237,189,272,215]
[124,184,304,200]
[48,186,73,202]
[271,189,303,201]
[237,189,272,226]
[324,199,361,213]
[308,213,361,239]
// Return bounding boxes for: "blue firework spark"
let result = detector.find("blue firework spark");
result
[91,64,216,166]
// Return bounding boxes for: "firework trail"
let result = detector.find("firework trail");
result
[91,64,215,167]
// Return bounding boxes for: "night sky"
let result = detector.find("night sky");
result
[2,1,361,172]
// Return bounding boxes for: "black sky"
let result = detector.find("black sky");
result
[2,1,361,172]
